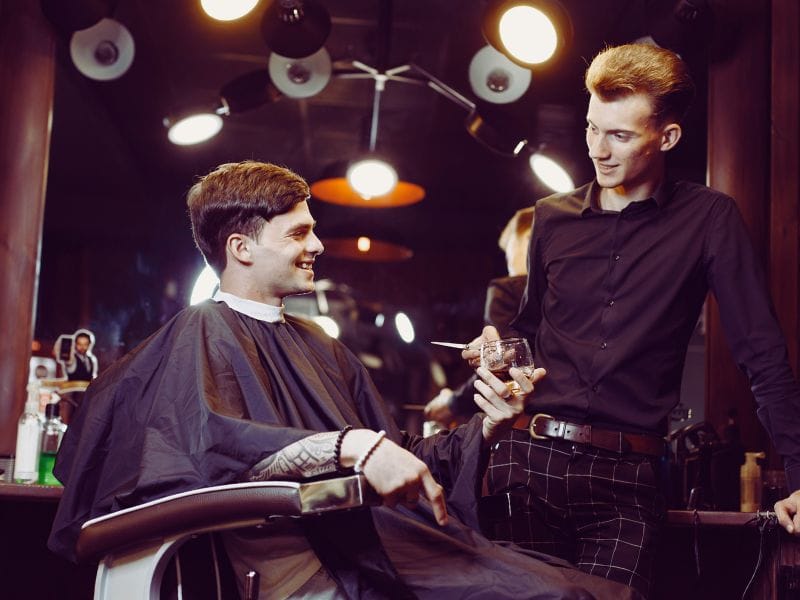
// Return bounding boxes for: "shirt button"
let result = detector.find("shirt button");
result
[592,385,599,392]
[600,342,607,349]
[608,299,615,307]
[614,255,620,261]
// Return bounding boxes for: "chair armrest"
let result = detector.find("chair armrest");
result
[76,474,379,563]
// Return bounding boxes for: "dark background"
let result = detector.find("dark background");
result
[34,0,709,408]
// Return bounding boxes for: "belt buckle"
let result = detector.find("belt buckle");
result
[529,413,554,440]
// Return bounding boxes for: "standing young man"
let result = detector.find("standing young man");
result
[466,43,800,597]
[49,161,640,599]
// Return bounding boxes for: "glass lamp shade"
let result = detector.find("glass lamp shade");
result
[530,152,574,193]
[482,0,573,68]
[346,159,398,199]
[166,113,223,145]
[499,5,558,64]
[200,0,259,21]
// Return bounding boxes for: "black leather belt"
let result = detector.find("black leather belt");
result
[512,413,666,458]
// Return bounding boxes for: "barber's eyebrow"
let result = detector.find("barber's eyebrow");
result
[586,119,637,135]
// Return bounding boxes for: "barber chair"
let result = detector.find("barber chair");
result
[76,474,380,600]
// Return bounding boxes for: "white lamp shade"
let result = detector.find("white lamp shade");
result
[70,18,135,81]
[268,48,332,99]
[469,45,531,104]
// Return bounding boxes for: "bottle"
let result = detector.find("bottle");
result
[38,402,67,486]
[13,382,44,484]
[740,451,766,512]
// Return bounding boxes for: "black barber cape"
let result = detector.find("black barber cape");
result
[48,301,638,600]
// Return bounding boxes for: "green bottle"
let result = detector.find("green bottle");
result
[38,402,66,486]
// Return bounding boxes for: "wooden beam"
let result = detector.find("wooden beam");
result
[0,1,55,455]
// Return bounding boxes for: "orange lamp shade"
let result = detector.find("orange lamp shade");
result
[310,177,425,208]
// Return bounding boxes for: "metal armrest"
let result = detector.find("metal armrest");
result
[78,474,379,600]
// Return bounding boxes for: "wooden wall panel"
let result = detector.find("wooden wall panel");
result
[0,1,54,455]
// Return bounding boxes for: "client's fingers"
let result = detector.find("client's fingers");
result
[419,469,448,526]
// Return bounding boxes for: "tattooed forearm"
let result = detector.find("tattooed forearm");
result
[248,431,340,481]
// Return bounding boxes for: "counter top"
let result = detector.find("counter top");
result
[0,481,63,501]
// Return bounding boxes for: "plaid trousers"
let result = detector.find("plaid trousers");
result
[485,429,666,598]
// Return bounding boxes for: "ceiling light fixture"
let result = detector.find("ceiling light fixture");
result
[165,101,229,146]
[468,45,532,104]
[268,47,332,99]
[529,151,574,193]
[200,0,259,22]
[260,0,331,59]
[311,61,427,206]
[321,238,413,262]
[69,17,135,81]
[482,0,573,67]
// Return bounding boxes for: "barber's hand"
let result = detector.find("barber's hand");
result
[341,429,448,526]
[424,388,454,426]
[775,489,800,535]
[473,365,546,445]
[461,325,500,369]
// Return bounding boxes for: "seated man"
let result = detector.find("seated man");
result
[48,161,637,600]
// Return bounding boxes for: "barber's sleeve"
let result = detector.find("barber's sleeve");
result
[705,196,800,491]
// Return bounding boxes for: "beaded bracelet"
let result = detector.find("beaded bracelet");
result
[354,430,386,474]
[333,425,353,473]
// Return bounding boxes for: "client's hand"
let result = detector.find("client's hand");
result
[341,429,448,526]
[461,325,500,369]
[473,365,547,446]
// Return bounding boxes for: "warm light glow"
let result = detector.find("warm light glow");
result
[200,0,259,21]
[346,159,398,199]
[312,315,340,339]
[168,113,223,146]
[357,237,371,252]
[190,265,219,305]
[394,312,415,344]
[530,153,574,193]
[499,6,558,65]
[374,313,385,327]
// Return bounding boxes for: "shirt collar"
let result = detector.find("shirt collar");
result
[213,290,285,323]
[581,179,673,215]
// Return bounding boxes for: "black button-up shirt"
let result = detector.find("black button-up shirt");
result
[514,180,800,490]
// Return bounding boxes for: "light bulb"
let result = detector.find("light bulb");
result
[530,153,574,193]
[200,0,259,21]
[346,159,398,199]
[499,6,558,65]
[357,237,371,252]
[167,113,223,146]
[394,312,415,343]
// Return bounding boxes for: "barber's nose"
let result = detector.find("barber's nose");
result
[587,134,609,159]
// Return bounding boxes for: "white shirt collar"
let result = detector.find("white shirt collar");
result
[213,290,285,323]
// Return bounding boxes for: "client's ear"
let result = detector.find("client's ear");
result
[226,233,254,266]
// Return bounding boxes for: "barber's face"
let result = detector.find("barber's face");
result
[247,201,324,305]
[585,92,677,196]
